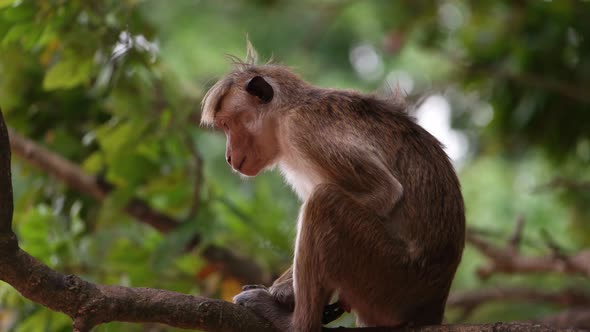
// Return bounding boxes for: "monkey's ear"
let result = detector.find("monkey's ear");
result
[246,76,274,103]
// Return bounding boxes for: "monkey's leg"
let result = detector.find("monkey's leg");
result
[294,183,409,331]
[244,265,343,322]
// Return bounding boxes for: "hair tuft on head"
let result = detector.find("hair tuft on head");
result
[200,78,233,126]
[245,35,258,65]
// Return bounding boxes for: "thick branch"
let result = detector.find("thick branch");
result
[7,127,268,285]
[0,245,275,332]
[540,309,590,330]
[0,112,13,234]
[325,324,584,332]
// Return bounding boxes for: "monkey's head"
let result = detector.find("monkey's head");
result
[200,58,307,177]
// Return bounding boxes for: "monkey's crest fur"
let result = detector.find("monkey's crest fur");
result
[201,43,407,127]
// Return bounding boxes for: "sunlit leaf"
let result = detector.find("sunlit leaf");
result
[0,0,15,8]
[43,57,93,90]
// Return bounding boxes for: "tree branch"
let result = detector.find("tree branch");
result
[0,109,585,331]
[448,287,590,321]
[540,309,590,331]
[7,127,268,285]
[0,245,276,332]
[183,132,204,220]
[534,177,590,193]
[449,287,590,309]
[466,220,590,279]
[325,324,584,332]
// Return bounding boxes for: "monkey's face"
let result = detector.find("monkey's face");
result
[214,76,280,177]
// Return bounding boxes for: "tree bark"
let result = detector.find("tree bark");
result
[326,324,585,332]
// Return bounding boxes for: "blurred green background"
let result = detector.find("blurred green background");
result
[0,0,589,331]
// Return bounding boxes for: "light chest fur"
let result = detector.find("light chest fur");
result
[276,116,324,202]
[278,154,322,202]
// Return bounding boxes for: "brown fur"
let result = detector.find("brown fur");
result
[203,54,465,331]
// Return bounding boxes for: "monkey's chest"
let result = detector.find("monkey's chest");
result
[278,159,323,201]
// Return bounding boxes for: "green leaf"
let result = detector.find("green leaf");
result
[17,205,53,261]
[15,308,70,332]
[82,152,104,174]
[42,57,93,90]
[150,207,210,271]
[0,0,16,9]
[2,24,29,45]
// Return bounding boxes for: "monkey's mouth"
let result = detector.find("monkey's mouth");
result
[237,156,247,172]
[235,156,262,177]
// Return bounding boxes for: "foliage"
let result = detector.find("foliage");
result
[0,0,588,330]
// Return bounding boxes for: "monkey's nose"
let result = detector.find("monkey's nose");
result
[226,155,232,165]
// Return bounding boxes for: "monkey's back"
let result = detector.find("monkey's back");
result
[332,92,465,260]
[294,90,465,254]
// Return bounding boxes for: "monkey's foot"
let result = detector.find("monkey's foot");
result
[269,281,295,311]
[234,288,292,331]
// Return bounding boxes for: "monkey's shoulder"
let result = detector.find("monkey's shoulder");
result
[283,95,423,159]
[292,89,411,126]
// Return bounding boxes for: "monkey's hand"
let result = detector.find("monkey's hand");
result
[268,279,295,311]
[234,288,292,331]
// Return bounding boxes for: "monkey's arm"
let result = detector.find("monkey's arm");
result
[288,112,404,216]
[342,159,403,216]
[298,135,403,216]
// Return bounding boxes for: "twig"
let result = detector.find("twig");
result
[466,64,590,104]
[448,287,590,321]
[184,132,203,220]
[466,220,590,279]
[508,216,525,250]
[534,177,590,193]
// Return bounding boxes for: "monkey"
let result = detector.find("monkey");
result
[200,48,465,332]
